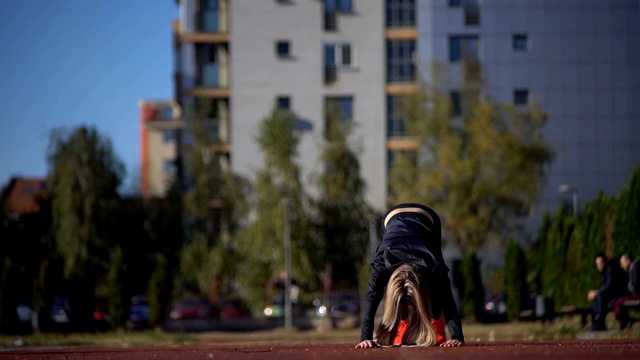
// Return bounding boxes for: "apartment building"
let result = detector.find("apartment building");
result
[416,0,640,223]
[139,100,183,198]
[161,0,640,229]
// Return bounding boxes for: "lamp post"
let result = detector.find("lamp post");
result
[558,184,579,216]
[282,198,293,330]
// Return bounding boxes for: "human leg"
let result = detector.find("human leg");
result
[615,294,640,330]
[591,293,607,330]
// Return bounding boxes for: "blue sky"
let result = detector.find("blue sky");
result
[0,1,177,192]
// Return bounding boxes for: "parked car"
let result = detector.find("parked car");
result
[483,296,508,323]
[169,297,215,320]
[51,296,71,324]
[218,298,251,318]
[314,290,360,318]
[129,295,151,329]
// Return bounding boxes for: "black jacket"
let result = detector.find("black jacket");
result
[599,261,629,301]
[628,258,640,294]
[359,204,464,343]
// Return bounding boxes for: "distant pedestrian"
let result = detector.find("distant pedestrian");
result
[587,252,629,331]
[355,203,464,348]
[614,253,640,329]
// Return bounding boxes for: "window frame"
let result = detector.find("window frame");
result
[513,34,529,51]
[387,39,416,82]
[324,43,356,68]
[514,89,529,106]
[277,96,291,110]
[276,40,291,58]
[449,35,480,63]
[386,0,416,28]
[326,96,354,122]
[387,95,410,137]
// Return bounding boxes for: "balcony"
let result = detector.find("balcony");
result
[324,66,338,84]
[324,11,337,31]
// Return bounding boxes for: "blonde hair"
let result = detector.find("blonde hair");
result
[375,263,437,346]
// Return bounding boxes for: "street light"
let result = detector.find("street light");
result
[558,184,579,216]
[282,198,293,330]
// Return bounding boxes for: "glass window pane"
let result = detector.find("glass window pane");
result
[325,45,335,66]
[341,44,351,66]
[449,36,461,62]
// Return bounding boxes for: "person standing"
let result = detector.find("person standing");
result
[614,253,640,329]
[587,253,629,331]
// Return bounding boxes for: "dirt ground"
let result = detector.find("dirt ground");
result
[1,340,640,359]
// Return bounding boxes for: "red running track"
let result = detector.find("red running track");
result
[1,340,640,359]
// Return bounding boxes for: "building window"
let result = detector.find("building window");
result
[387,40,416,82]
[163,130,176,143]
[386,0,416,28]
[513,34,529,51]
[324,43,354,83]
[325,0,353,12]
[326,96,354,121]
[450,91,461,117]
[164,159,177,173]
[324,0,352,31]
[196,44,221,86]
[449,35,479,62]
[464,0,480,26]
[514,89,529,105]
[277,96,291,110]
[325,43,353,67]
[198,0,219,32]
[387,96,409,137]
[276,41,291,58]
[449,0,461,7]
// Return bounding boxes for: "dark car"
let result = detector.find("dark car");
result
[129,295,151,329]
[314,290,360,318]
[218,299,251,318]
[51,296,71,324]
[169,297,215,320]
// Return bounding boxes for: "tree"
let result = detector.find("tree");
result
[177,100,249,301]
[313,103,370,293]
[47,126,125,329]
[106,246,127,330]
[460,251,484,320]
[390,65,553,255]
[237,105,317,308]
[503,238,527,321]
[615,163,640,255]
[148,254,170,327]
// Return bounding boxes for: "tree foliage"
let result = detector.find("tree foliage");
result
[47,126,124,328]
[615,164,640,254]
[106,246,127,329]
[177,100,249,299]
[529,191,619,309]
[148,254,170,327]
[460,251,485,320]
[47,126,124,278]
[503,238,527,320]
[237,105,317,307]
[390,66,553,254]
[313,104,370,292]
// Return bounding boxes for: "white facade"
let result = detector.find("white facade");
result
[175,0,388,211]
[173,0,640,227]
[418,0,640,229]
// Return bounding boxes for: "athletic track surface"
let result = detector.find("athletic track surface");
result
[1,340,640,359]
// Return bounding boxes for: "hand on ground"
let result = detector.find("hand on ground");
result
[439,339,464,347]
[355,340,380,348]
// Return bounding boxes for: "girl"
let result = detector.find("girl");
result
[355,203,465,348]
